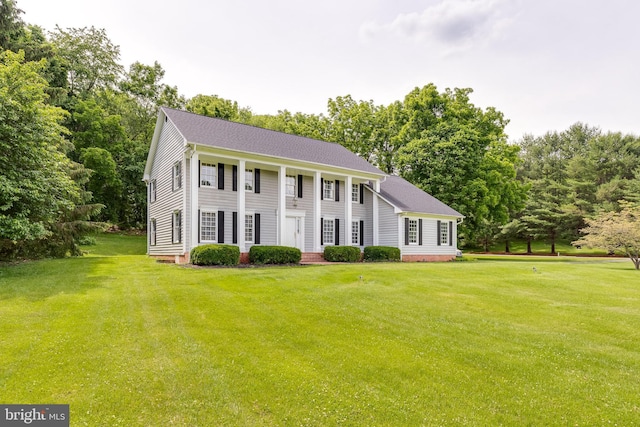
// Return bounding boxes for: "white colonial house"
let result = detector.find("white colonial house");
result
[143,107,463,263]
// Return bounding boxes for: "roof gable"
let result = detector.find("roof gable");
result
[162,107,384,176]
[378,176,463,217]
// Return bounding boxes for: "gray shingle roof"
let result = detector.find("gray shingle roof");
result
[162,107,384,176]
[378,175,463,217]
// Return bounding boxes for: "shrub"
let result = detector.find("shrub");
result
[363,246,401,262]
[249,245,301,265]
[190,244,240,266]
[323,245,361,262]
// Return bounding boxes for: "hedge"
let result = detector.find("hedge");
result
[190,244,240,266]
[363,246,401,262]
[249,245,301,265]
[323,245,362,262]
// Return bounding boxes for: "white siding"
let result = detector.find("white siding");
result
[148,121,185,256]
[377,198,398,247]
[401,216,458,256]
[246,169,278,249]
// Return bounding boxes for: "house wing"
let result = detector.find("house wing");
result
[161,107,385,176]
[377,175,463,217]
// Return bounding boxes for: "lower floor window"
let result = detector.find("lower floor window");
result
[323,219,334,245]
[150,218,156,246]
[245,214,254,243]
[440,221,449,245]
[200,211,216,242]
[351,221,359,245]
[172,210,182,243]
[408,219,418,244]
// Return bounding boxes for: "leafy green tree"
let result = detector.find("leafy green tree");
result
[186,94,246,121]
[0,51,80,254]
[80,147,122,223]
[396,85,526,244]
[0,0,24,51]
[50,26,123,98]
[574,202,640,270]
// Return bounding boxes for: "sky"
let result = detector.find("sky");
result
[17,0,640,141]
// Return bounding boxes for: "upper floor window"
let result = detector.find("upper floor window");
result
[323,180,335,201]
[150,179,157,203]
[286,175,296,197]
[245,169,254,192]
[351,184,359,203]
[201,162,216,187]
[172,162,182,191]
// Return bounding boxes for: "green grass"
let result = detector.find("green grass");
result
[469,239,609,256]
[1,234,639,425]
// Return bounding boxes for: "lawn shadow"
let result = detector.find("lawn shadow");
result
[0,256,116,302]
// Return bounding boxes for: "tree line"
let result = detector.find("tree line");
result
[1,0,638,260]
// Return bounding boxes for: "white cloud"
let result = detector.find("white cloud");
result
[360,0,515,51]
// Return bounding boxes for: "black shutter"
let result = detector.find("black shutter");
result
[197,210,201,243]
[335,180,340,202]
[178,211,182,243]
[297,175,303,198]
[171,213,175,243]
[359,184,364,204]
[404,218,410,246]
[437,220,442,246]
[320,178,324,200]
[320,218,324,245]
[359,220,364,246]
[232,212,238,244]
[449,221,453,246]
[419,219,423,246]
[218,163,224,190]
[255,168,261,193]
[218,211,225,243]
[198,160,201,188]
[255,214,261,244]
[335,218,340,245]
[232,165,238,191]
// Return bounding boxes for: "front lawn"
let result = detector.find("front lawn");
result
[0,235,638,425]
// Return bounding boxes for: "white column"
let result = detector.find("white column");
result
[190,151,199,251]
[314,171,322,252]
[372,179,379,246]
[237,160,246,252]
[278,166,287,245]
[345,176,352,246]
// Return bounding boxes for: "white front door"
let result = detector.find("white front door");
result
[284,215,304,250]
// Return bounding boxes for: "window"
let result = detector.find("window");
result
[172,210,182,243]
[245,214,254,242]
[351,184,359,203]
[172,162,182,190]
[323,219,334,245]
[150,180,156,203]
[245,169,254,192]
[408,219,418,244]
[323,180,334,201]
[200,211,216,242]
[440,221,449,245]
[351,221,359,245]
[200,162,216,187]
[150,219,156,246]
[286,175,296,197]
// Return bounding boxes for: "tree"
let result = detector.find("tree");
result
[0,51,80,256]
[50,26,123,98]
[0,0,24,51]
[573,202,640,270]
[396,85,527,244]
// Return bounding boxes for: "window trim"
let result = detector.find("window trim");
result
[172,162,182,191]
[245,168,254,192]
[322,217,335,245]
[172,210,182,244]
[440,221,449,246]
[285,175,296,197]
[244,213,254,243]
[149,218,156,246]
[351,183,359,203]
[351,219,360,246]
[200,210,217,243]
[323,180,335,201]
[408,218,418,245]
[200,162,216,187]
